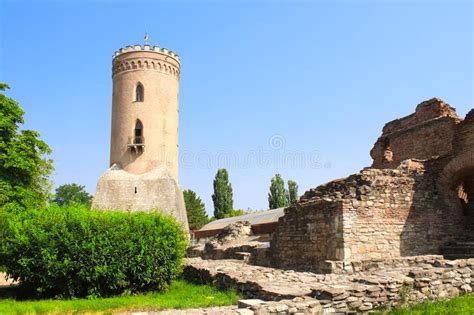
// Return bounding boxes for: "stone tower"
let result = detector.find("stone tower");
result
[92,43,189,231]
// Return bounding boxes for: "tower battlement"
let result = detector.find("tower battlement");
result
[112,44,180,63]
[112,44,181,79]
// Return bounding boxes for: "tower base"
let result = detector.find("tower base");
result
[92,164,189,231]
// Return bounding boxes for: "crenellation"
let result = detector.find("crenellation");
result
[112,44,180,63]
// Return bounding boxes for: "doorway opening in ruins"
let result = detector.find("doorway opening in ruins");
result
[457,177,474,217]
[440,152,474,243]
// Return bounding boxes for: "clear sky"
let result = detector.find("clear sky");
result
[1,0,472,215]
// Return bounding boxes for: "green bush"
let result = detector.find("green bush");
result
[0,205,187,298]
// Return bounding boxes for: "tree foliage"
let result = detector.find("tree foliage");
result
[268,174,289,209]
[287,180,299,204]
[223,209,247,218]
[0,83,53,209]
[212,168,234,219]
[183,189,209,230]
[53,183,93,207]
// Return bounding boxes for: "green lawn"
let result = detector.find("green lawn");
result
[0,280,239,314]
[380,294,474,315]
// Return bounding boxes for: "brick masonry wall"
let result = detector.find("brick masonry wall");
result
[370,98,461,169]
[371,118,458,169]
[270,199,344,270]
[265,98,473,273]
[342,165,464,261]
[270,162,466,272]
[269,99,473,272]
[454,109,474,155]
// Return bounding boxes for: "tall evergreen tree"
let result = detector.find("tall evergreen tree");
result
[183,189,209,230]
[268,174,289,209]
[212,168,234,219]
[287,180,299,205]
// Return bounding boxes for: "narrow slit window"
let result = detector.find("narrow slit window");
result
[135,83,144,102]
[134,120,143,144]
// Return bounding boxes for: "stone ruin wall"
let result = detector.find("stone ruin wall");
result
[270,98,473,272]
[370,98,461,169]
[185,256,473,313]
[269,198,344,271]
[270,163,465,272]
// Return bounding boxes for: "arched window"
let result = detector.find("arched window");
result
[135,120,143,138]
[135,83,144,102]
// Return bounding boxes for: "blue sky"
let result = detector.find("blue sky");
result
[1,0,472,215]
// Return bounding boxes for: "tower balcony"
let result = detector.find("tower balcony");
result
[128,136,145,153]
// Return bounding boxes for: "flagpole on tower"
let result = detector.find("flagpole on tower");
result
[144,33,149,45]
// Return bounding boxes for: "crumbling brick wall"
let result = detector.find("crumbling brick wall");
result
[270,98,473,271]
[370,98,460,169]
[454,109,474,154]
[270,162,465,272]
[270,198,344,271]
[342,163,464,260]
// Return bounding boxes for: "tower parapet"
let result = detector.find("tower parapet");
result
[112,44,180,62]
[112,44,180,79]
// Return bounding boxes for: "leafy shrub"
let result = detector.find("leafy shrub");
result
[0,205,187,298]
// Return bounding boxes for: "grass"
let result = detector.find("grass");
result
[379,294,474,315]
[0,280,239,314]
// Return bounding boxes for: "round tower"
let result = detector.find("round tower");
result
[93,43,188,231]
[110,44,181,179]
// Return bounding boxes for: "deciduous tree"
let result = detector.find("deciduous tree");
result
[53,183,93,207]
[0,83,53,209]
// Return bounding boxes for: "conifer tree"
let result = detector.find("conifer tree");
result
[287,180,299,205]
[212,168,234,219]
[183,189,209,230]
[268,174,288,209]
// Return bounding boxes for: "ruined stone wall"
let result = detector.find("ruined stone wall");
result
[269,98,472,272]
[185,256,474,314]
[270,199,344,270]
[454,109,474,154]
[371,98,460,169]
[342,165,464,261]
[270,162,465,271]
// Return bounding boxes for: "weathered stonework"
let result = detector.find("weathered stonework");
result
[270,98,473,272]
[184,257,474,314]
[370,98,462,169]
[93,165,188,226]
